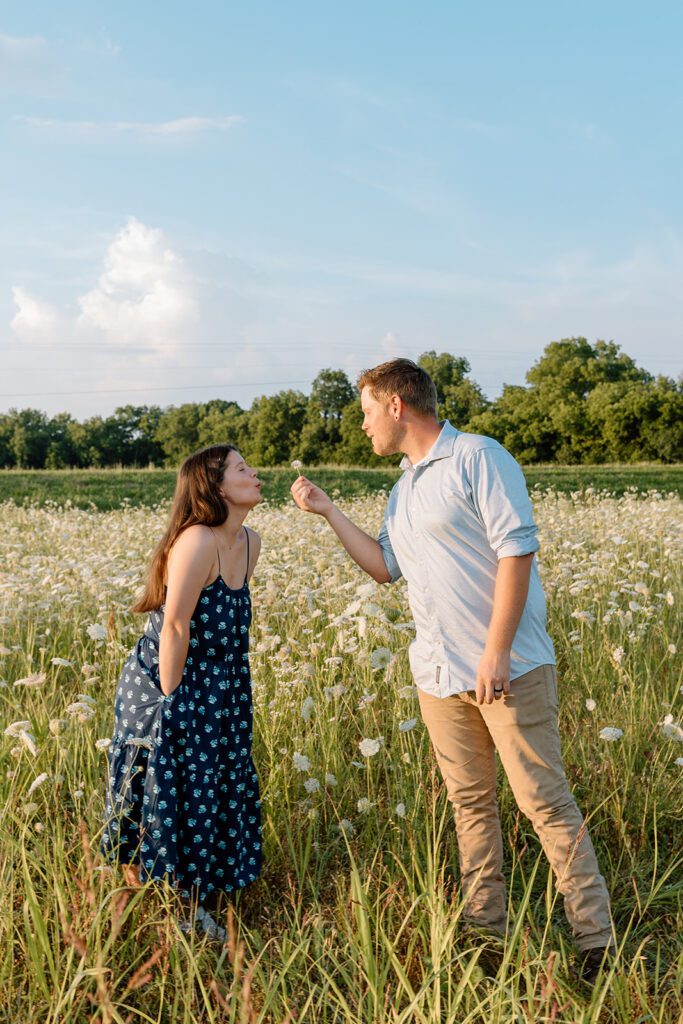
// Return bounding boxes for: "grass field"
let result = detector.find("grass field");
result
[0,487,682,1022]
[0,462,681,510]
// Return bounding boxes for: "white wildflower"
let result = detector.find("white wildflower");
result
[301,696,315,722]
[293,752,311,772]
[125,736,154,750]
[359,738,381,757]
[357,797,374,813]
[599,727,624,742]
[611,646,625,665]
[27,772,48,795]
[86,624,107,642]
[304,777,321,794]
[660,716,683,742]
[585,699,597,712]
[324,773,337,786]
[675,757,683,767]
[668,644,677,655]
[337,819,355,836]
[51,657,72,667]
[49,718,68,736]
[13,672,47,688]
[291,460,303,472]
[398,685,417,698]
[399,718,418,732]
[323,683,346,700]
[665,591,674,606]
[4,720,32,738]
[95,738,111,751]
[395,802,406,818]
[370,647,392,670]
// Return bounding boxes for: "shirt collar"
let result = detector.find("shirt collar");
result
[399,420,460,471]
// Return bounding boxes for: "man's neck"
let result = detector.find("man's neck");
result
[401,417,443,466]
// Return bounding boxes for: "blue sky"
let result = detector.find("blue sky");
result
[1,1,682,418]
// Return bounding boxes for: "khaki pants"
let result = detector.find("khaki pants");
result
[418,664,613,951]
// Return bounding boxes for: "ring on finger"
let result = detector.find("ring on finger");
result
[493,686,504,693]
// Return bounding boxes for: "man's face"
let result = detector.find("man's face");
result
[360,386,403,456]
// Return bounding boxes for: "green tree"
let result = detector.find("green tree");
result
[196,401,250,454]
[300,369,356,462]
[155,404,204,465]
[10,409,50,468]
[248,390,308,465]
[417,351,489,426]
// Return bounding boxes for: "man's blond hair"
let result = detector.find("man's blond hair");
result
[357,358,437,417]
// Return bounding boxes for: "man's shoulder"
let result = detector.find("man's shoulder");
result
[452,431,505,459]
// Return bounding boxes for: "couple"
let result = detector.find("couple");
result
[102,357,613,980]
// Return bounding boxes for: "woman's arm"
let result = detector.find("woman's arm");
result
[158,525,215,696]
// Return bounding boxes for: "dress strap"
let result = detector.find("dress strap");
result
[209,527,221,576]
[243,526,250,585]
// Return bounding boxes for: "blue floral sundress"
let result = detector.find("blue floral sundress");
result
[101,527,262,901]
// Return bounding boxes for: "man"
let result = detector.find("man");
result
[291,358,614,982]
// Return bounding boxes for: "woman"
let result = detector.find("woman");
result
[101,444,263,926]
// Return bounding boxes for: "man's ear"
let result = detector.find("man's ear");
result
[389,394,403,420]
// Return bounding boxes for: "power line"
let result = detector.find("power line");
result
[0,378,314,399]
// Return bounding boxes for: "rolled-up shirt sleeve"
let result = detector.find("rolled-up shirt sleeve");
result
[377,513,403,582]
[468,446,539,559]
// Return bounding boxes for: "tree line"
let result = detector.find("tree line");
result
[1,338,680,469]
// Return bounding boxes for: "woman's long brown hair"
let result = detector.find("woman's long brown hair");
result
[131,443,237,614]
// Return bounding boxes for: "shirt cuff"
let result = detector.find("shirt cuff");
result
[379,546,403,582]
[495,536,539,560]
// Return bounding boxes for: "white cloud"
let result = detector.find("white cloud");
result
[14,115,243,137]
[77,218,198,353]
[10,287,63,342]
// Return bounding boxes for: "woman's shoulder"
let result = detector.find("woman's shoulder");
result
[169,523,216,559]
[245,524,261,548]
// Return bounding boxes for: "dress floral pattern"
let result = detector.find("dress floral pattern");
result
[101,529,261,901]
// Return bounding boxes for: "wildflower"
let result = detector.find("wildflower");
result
[49,718,68,736]
[668,644,677,655]
[125,736,154,750]
[337,819,355,836]
[4,720,32,738]
[291,459,303,473]
[395,802,406,818]
[665,591,674,606]
[611,646,625,665]
[13,672,47,688]
[323,684,346,700]
[585,699,597,712]
[304,777,321,794]
[293,752,311,772]
[73,790,85,799]
[599,727,624,742]
[51,657,72,667]
[65,701,96,723]
[660,716,683,742]
[95,738,111,751]
[357,797,374,813]
[370,648,392,670]
[398,685,417,698]
[27,772,48,795]
[675,757,683,767]
[359,738,381,757]
[24,802,39,815]
[86,624,107,642]
[301,696,315,722]
[324,773,338,786]
[399,718,418,732]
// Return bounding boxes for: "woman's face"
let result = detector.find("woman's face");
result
[219,450,262,508]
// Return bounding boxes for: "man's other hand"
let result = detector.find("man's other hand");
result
[476,649,511,704]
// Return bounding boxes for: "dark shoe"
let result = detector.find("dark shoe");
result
[580,946,611,984]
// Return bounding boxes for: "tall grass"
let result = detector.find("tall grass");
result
[0,488,681,1021]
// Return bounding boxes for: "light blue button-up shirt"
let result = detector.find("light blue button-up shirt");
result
[377,421,555,696]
